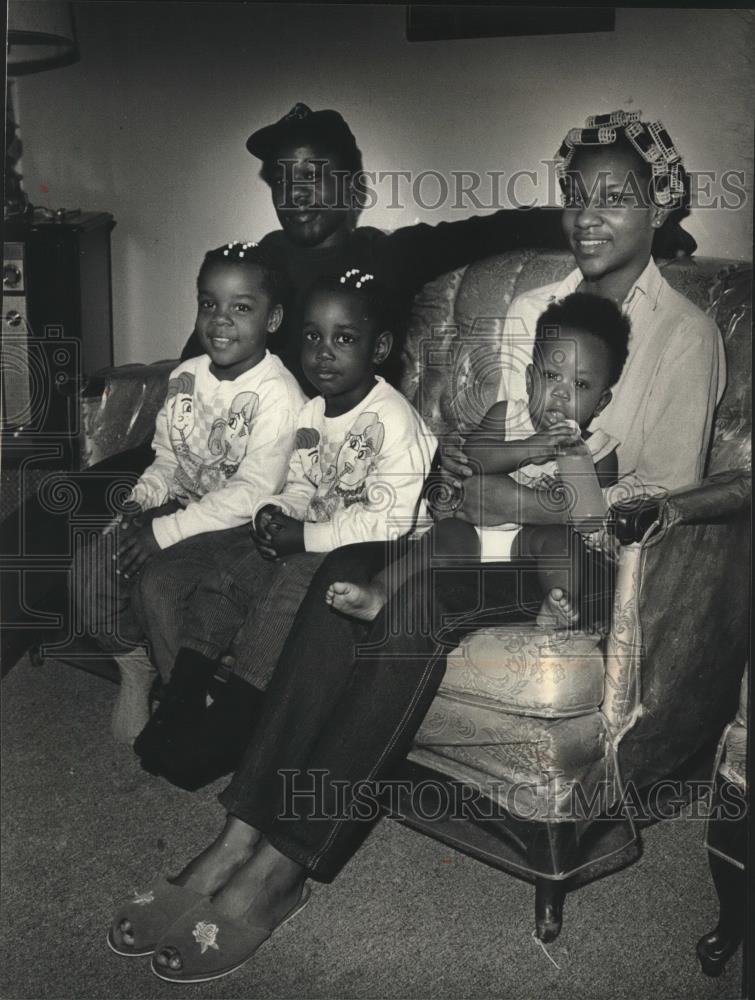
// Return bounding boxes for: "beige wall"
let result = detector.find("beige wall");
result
[13,2,754,364]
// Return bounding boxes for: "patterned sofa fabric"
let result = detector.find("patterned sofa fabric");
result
[412,695,612,821]
[440,626,605,719]
[706,264,752,475]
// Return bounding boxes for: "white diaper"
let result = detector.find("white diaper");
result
[474,524,522,563]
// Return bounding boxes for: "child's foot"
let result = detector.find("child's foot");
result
[325,581,386,622]
[537,588,580,629]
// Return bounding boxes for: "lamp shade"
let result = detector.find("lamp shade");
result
[7,1,78,75]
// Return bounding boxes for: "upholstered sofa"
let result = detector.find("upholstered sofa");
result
[78,249,751,940]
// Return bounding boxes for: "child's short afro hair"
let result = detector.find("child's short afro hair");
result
[535,292,631,387]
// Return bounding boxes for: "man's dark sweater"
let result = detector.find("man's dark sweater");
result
[182,208,565,390]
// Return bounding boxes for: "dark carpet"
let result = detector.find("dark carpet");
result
[0,656,744,1000]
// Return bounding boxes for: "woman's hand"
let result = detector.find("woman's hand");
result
[117,520,161,579]
[439,434,473,489]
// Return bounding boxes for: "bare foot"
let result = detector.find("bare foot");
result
[537,587,580,629]
[170,816,262,896]
[325,580,386,622]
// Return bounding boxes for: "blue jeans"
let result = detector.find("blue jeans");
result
[133,526,324,684]
[218,539,614,882]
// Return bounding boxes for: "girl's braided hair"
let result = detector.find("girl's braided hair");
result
[199,241,288,305]
[305,268,397,333]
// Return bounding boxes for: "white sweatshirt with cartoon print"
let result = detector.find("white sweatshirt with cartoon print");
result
[130,352,307,549]
[251,377,438,551]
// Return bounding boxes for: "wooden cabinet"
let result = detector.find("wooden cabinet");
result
[1,211,115,469]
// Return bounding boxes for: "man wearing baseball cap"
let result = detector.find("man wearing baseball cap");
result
[180,101,565,388]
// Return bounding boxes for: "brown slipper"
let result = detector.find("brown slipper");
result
[150,883,311,983]
[107,877,207,957]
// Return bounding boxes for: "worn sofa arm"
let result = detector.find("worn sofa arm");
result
[611,470,751,544]
[79,360,176,469]
[605,469,750,789]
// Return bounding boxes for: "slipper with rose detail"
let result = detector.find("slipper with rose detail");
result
[107,877,208,957]
[150,884,312,983]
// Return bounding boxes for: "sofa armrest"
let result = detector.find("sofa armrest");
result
[605,480,749,788]
[79,360,176,469]
[611,470,751,544]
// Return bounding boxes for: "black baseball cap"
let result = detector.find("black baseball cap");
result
[246,103,362,171]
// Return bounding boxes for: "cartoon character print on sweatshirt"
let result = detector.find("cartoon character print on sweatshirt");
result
[200,391,259,491]
[294,427,323,489]
[166,371,205,503]
[166,376,259,503]
[306,412,386,522]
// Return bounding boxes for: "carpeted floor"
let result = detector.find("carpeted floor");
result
[0,655,745,1000]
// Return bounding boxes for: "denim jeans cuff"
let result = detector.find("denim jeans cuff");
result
[217,786,337,884]
[181,635,225,661]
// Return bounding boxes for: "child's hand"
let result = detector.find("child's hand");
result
[528,423,582,463]
[254,505,280,541]
[117,520,161,579]
[251,505,281,559]
[266,512,305,557]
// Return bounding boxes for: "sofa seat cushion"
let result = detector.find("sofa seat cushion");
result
[410,695,610,821]
[438,626,605,718]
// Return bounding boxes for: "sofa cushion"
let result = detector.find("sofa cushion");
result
[439,625,604,718]
[410,696,610,821]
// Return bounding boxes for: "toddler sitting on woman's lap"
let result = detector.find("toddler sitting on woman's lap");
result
[328,292,630,629]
